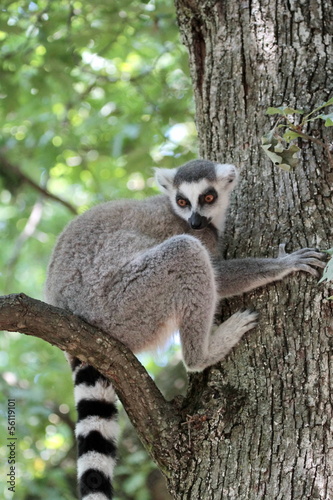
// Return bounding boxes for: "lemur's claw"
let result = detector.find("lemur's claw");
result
[278,245,327,277]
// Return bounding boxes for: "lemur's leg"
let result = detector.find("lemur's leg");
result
[65,234,257,373]
[205,309,258,366]
[92,234,255,371]
[179,308,258,372]
[103,235,217,357]
[213,245,326,298]
[121,235,257,371]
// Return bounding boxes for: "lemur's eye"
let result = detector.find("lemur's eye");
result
[204,194,215,204]
[177,198,188,208]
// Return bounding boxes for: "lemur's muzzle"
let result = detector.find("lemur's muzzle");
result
[189,212,210,230]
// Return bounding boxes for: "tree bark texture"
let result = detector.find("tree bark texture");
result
[173,0,333,499]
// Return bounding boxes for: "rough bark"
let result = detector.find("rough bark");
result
[172,0,333,499]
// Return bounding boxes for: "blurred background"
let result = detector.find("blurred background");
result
[0,1,196,498]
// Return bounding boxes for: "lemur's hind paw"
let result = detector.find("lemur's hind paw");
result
[210,309,258,350]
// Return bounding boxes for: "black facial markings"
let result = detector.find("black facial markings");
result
[176,187,218,209]
[199,187,218,206]
[176,193,191,208]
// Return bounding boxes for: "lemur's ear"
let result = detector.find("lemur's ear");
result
[215,163,239,185]
[154,167,177,193]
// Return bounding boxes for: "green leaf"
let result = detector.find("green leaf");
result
[274,142,284,153]
[303,97,333,121]
[266,106,304,116]
[261,130,300,170]
[317,112,333,127]
[324,96,333,106]
[319,254,333,284]
[283,129,303,141]
[261,129,276,145]
[278,164,292,171]
[261,144,285,166]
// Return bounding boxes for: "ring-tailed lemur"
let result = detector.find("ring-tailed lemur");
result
[45,159,325,500]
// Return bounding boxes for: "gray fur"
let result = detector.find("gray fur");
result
[173,159,217,185]
[45,159,326,370]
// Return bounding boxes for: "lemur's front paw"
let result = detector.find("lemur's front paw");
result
[278,243,327,277]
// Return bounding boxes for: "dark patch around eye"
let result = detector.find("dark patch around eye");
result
[199,188,218,206]
[176,194,191,208]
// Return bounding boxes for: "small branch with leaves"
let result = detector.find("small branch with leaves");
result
[261,98,333,294]
[261,97,333,171]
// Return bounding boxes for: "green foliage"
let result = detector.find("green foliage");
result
[0,333,77,499]
[261,129,300,171]
[266,106,304,116]
[0,1,195,498]
[262,102,333,292]
[261,98,333,171]
[318,112,333,126]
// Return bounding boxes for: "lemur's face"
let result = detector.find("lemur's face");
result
[172,177,228,230]
[155,161,238,231]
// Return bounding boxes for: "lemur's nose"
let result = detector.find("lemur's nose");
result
[189,212,209,230]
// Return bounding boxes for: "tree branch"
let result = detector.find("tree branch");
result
[0,155,78,215]
[0,293,181,474]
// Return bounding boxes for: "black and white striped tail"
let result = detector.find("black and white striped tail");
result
[69,356,118,500]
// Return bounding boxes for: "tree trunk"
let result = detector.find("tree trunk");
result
[172,0,333,498]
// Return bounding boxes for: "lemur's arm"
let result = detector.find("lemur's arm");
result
[213,244,326,298]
